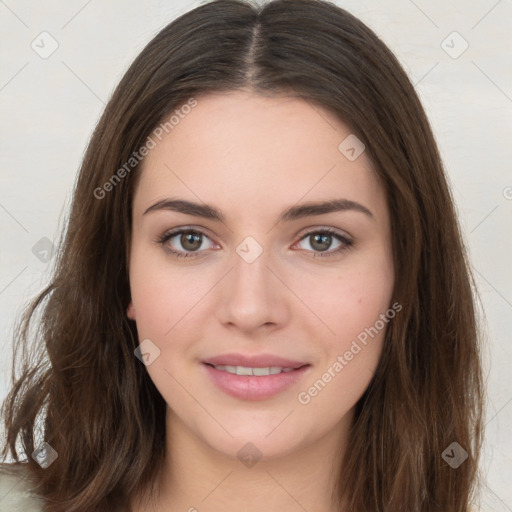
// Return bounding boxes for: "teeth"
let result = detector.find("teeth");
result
[213,365,295,376]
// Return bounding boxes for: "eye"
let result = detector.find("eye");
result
[294,228,353,258]
[157,228,217,258]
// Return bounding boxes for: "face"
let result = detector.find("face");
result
[127,90,395,461]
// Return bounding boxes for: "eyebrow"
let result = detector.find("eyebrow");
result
[143,198,374,223]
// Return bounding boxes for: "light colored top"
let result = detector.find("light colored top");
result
[0,463,45,511]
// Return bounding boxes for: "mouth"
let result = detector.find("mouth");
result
[203,362,308,376]
[202,352,308,369]
[201,361,312,401]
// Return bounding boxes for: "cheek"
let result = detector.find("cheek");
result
[302,255,394,346]
[296,278,393,417]
[130,274,196,340]
[296,252,394,399]
[128,249,173,338]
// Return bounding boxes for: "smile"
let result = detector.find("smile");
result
[202,362,311,400]
[207,364,296,376]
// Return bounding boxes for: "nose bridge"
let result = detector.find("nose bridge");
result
[230,236,272,295]
[218,235,283,329]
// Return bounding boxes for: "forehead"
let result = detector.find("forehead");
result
[134,90,387,224]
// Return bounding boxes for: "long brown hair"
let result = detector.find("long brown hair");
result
[1,0,485,510]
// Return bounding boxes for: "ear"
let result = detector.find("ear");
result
[127,301,136,320]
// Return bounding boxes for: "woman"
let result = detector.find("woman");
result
[0,0,485,510]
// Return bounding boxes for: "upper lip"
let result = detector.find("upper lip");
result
[203,353,308,369]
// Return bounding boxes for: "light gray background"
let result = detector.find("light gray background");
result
[0,0,511,509]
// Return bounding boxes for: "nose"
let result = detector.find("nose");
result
[216,243,289,333]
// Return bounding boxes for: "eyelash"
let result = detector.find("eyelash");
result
[156,227,354,259]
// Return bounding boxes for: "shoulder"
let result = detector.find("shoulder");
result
[0,462,46,512]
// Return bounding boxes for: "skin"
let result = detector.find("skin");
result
[127,90,395,512]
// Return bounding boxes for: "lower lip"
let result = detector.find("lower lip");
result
[202,363,311,401]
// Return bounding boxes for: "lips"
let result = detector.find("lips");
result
[201,353,311,400]
[202,353,308,369]
[202,361,311,400]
